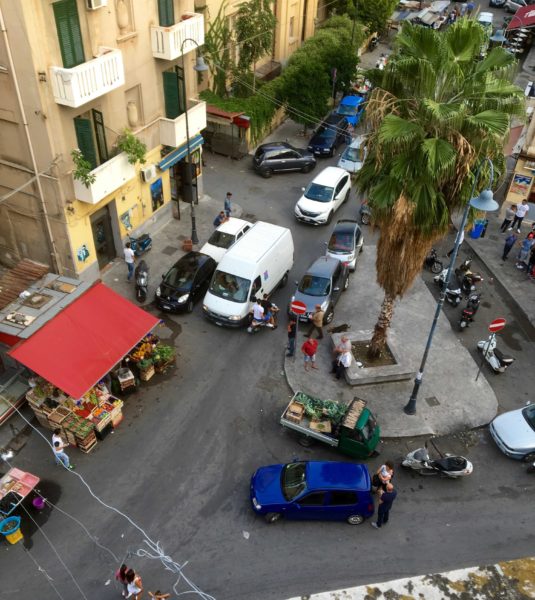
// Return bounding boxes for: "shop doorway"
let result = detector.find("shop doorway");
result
[90,206,115,269]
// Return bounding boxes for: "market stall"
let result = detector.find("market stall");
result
[0,467,40,518]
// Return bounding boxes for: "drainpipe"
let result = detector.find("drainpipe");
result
[0,7,61,273]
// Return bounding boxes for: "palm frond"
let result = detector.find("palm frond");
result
[378,115,424,145]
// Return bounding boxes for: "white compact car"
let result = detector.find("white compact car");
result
[294,166,351,226]
[200,217,252,263]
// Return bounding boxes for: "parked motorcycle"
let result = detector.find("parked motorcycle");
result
[129,233,152,257]
[477,337,515,373]
[459,293,481,330]
[423,248,443,274]
[135,260,149,303]
[433,269,463,306]
[368,36,379,51]
[359,200,372,226]
[401,447,473,477]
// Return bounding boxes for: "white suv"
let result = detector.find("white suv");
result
[200,217,252,263]
[294,166,351,226]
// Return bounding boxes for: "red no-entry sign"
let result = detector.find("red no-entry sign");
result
[290,300,307,315]
[488,318,506,333]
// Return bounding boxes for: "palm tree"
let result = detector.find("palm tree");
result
[356,19,524,358]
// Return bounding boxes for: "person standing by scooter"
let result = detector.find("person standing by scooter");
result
[124,242,135,282]
[371,483,397,529]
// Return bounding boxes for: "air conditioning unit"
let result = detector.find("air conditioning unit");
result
[141,164,157,182]
[86,0,108,10]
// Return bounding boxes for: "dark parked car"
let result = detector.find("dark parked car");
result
[156,251,216,313]
[289,255,349,324]
[253,142,316,178]
[250,461,375,525]
[308,113,350,157]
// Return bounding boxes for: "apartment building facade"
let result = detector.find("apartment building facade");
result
[0,0,207,281]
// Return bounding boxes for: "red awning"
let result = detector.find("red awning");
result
[506,6,535,30]
[8,283,159,398]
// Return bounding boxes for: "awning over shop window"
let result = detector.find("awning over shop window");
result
[159,134,204,171]
[506,7,535,30]
[8,283,160,398]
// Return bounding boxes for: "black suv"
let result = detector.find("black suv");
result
[308,113,351,157]
[253,142,316,178]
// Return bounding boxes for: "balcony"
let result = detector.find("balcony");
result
[50,47,125,108]
[151,13,204,61]
[73,152,135,205]
[159,100,207,148]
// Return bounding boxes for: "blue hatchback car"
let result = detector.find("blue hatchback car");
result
[250,461,374,525]
[336,96,365,127]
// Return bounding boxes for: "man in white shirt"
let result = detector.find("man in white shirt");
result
[511,199,530,233]
[252,298,264,322]
[124,242,135,281]
[52,429,74,469]
[332,349,352,380]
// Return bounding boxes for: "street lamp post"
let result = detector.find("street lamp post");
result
[403,158,499,415]
[177,38,208,246]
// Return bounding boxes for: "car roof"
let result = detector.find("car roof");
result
[348,135,366,149]
[323,113,346,126]
[306,255,341,277]
[306,461,370,491]
[172,251,213,269]
[311,166,347,186]
[333,220,359,235]
[213,217,251,235]
[340,95,364,107]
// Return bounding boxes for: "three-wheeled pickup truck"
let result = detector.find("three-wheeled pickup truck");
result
[280,392,380,459]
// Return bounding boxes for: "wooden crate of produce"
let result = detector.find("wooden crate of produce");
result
[154,357,175,374]
[78,437,98,454]
[285,402,305,424]
[310,419,332,434]
[139,365,155,381]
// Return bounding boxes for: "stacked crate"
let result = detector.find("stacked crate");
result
[61,414,97,453]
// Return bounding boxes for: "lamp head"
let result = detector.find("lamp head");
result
[490,29,507,44]
[470,188,499,212]
[194,56,209,73]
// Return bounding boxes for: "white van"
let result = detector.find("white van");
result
[200,217,252,263]
[202,222,294,327]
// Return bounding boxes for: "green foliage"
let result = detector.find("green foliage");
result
[116,129,147,165]
[203,1,232,96]
[71,149,96,188]
[235,0,276,73]
[357,0,398,35]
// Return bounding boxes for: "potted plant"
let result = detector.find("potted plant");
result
[116,129,147,165]
[71,149,96,188]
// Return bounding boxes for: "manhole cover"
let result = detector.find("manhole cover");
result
[425,396,440,407]
[162,245,177,255]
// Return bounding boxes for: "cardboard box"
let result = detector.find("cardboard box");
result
[286,402,305,424]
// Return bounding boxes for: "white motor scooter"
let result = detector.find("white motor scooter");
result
[477,337,515,373]
[402,447,473,478]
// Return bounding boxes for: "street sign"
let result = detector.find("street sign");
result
[290,300,307,315]
[488,318,506,333]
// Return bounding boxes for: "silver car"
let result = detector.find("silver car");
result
[326,219,363,272]
[489,404,535,461]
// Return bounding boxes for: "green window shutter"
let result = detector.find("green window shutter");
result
[158,0,175,27]
[92,109,109,164]
[74,117,97,170]
[163,70,185,120]
[53,0,85,68]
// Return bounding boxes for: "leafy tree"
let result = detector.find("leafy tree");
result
[203,1,233,96]
[355,20,524,357]
[235,0,276,89]
[357,0,398,36]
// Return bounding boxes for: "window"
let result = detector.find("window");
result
[53,0,85,69]
[158,0,175,26]
[298,492,325,506]
[329,491,357,506]
[209,271,250,303]
[163,70,186,120]
[289,16,295,38]
[74,117,97,170]
[250,276,262,300]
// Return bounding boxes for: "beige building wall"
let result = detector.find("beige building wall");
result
[0,0,206,280]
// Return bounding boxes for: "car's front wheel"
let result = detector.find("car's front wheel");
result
[302,163,314,173]
[326,211,334,225]
[261,168,273,178]
[347,514,364,525]
[186,298,194,313]
[343,275,350,291]
[265,512,282,524]
[522,453,535,463]
[324,307,334,324]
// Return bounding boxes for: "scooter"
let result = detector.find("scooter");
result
[368,36,378,51]
[423,248,443,274]
[247,303,279,334]
[433,269,463,306]
[477,337,515,373]
[459,292,481,330]
[135,260,149,303]
[129,233,152,257]
[402,447,473,478]
[359,200,372,225]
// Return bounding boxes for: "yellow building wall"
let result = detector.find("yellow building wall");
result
[502,158,534,221]
[66,146,171,276]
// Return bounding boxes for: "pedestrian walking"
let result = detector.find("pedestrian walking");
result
[224,192,232,217]
[305,304,325,339]
[286,317,297,357]
[301,338,319,371]
[516,234,535,269]
[213,211,228,228]
[331,349,352,379]
[371,482,397,529]
[446,229,464,258]
[510,199,530,233]
[502,232,517,261]
[372,461,394,492]
[124,242,135,282]
[52,430,74,470]
[500,204,516,232]
[125,569,143,600]
[115,564,129,597]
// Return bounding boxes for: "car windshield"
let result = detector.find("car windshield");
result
[163,259,199,291]
[298,274,331,296]
[338,104,358,116]
[328,231,354,253]
[209,270,250,303]
[281,462,307,501]
[304,183,334,203]
[206,230,236,250]
[315,126,336,141]
[343,147,361,162]
[523,405,535,431]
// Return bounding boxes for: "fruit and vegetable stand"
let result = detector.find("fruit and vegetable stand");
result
[0,467,39,518]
